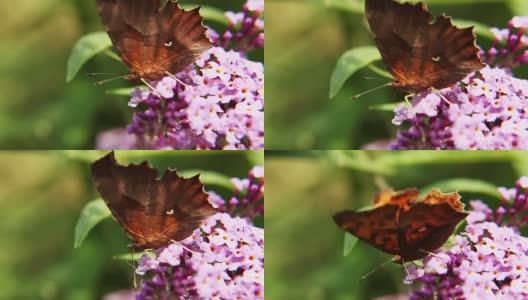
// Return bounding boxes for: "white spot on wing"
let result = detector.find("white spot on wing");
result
[166,209,174,215]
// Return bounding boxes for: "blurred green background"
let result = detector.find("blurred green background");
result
[265,150,528,300]
[0,150,262,300]
[266,0,528,150]
[0,0,253,149]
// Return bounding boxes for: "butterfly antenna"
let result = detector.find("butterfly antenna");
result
[358,257,394,282]
[362,76,385,80]
[95,75,129,86]
[351,83,391,100]
[165,71,189,87]
[86,72,117,76]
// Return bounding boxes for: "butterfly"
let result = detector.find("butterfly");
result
[365,0,485,92]
[91,151,217,250]
[333,188,468,263]
[96,0,213,82]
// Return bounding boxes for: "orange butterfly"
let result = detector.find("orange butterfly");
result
[334,188,468,263]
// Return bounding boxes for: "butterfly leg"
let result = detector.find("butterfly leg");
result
[164,71,189,88]
[132,248,137,289]
[418,249,449,262]
[170,239,199,254]
[431,88,453,106]
[404,93,418,120]
[404,93,415,108]
[140,78,164,99]
[401,257,410,276]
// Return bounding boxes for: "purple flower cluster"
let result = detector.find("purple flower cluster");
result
[134,168,264,300]
[209,0,264,52]
[483,176,528,227]
[406,178,528,300]
[95,0,264,150]
[136,213,264,300]
[126,46,264,150]
[390,17,528,150]
[482,16,528,69]
[391,66,528,150]
[209,166,264,219]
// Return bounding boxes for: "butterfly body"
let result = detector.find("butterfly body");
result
[96,0,213,82]
[91,152,217,250]
[334,188,468,263]
[365,0,485,92]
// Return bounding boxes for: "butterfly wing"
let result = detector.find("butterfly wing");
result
[373,188,419,210]
[365,0,484,91]
[150,3,213,77]
[334,206,401,256]
[397,191,468,261]
[91,152,217,249]
[96,0,212,81]
[153,171,218,245]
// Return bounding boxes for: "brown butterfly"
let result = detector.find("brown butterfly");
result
[365,0,485,92]
[96,0,213,82]
[91,151,217,250]
[333,188,468,263]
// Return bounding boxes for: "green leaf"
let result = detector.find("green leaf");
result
[366,64,393,80]
[179,170,235,190]
[113,252,147,261]
[246,151,264,167]
[324,0,364,13]
[510,152,528,178]
[329,46,381,99]
[104,49,122,62]
[66,32,112,82]
[420,178,500,198]
[59,150,108,163]
[195,6,230,25]
[409,0,507,3]
[452,19,494,40]
[368,102,402,112]
[378,151,516,167]
[173,3,229,25]
[509,0,528,15]
[322,0,504,12]
[343,233,358,256]
[105,87,135,96]
[326,151,396,175]
[74,199,111,248]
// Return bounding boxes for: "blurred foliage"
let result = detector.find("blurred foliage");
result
[0,0,249,149]
[265,150,528,300]
[0,150,261,299]
[266,0,528,149]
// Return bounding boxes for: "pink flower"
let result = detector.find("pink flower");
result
[407,179,528,300]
